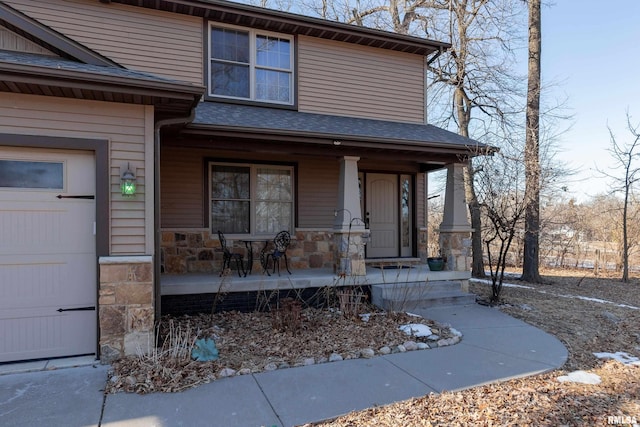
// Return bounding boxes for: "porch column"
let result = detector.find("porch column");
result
[333,156,366,276]
[439,163,472,273]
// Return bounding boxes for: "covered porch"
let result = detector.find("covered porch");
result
[160,261,475,315]
[158,103,488,314]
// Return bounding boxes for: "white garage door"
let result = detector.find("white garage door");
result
[0,147,96,363]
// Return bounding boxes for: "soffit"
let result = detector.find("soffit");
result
[103,0,450,57]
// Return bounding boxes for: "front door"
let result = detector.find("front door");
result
[363,173,414,258]
[0,147,97,363]
[365,173,399,258]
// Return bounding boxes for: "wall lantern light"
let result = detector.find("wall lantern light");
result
[120,163,137,197]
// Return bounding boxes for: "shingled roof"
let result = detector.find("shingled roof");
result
[189,102,490,156]
[0,50,204,119]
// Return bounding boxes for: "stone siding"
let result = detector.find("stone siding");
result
[99,256,154,363]
[439,231,472,272]
[160,229,335,274]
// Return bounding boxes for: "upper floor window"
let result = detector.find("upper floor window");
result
[209,24,294,105]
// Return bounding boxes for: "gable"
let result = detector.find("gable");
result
[0,24,56,56]
[3,0,203,85]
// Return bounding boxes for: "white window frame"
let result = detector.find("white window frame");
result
[209,162,295,237]
[208,22,295,105]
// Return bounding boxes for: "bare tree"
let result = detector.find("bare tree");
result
[476,144,527,303]
[521,0,542,282]
[598,112,640,281]
[422,0,527,278]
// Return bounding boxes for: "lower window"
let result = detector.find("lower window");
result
[210,162,293,235]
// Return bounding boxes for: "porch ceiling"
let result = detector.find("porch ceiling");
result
[179,102,493,162]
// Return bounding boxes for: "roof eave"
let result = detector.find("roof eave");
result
[183,122,488,157]
[0,62,204,116]
[105,0,451,56]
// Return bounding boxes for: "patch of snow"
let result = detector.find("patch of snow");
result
[470,278,534,289]
[399,323,432,337]
[359,313,371,322]
[557,370,601,384]
[593,351,640,366]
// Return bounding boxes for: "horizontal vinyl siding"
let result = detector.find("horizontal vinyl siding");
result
[0,25,56,55]
[161,147,205,228]
[0,93,149,255]
[4,0,203,85]
[298,36,425,123]
[160,149,341,230]
[297,158,339,228]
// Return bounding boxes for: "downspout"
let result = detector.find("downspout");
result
[426,45,446,66]
[153,108,197,323]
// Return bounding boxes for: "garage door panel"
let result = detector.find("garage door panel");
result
[0,203,94,254]
[0,310,95,362]
[0,255,95,308]
[0,148,96,362]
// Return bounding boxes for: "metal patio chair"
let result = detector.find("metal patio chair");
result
[260,230,292,276]
[218,230,246,277]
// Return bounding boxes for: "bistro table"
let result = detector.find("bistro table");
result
[239,237,271,275]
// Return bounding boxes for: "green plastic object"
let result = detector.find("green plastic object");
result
[191,338,219,362]
[427,257,445,271]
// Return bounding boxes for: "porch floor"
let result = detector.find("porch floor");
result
[161,266,471,295]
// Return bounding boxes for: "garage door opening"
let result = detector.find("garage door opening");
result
[0,148,97,363]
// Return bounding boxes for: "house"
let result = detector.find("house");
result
[0,0,486,364]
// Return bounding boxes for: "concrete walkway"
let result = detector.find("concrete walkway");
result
[0,304,567,427]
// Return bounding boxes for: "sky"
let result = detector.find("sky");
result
[542,1,640,202]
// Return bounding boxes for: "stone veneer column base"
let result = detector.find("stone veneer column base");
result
[333,231,367,276]
[439,230,472,272]
[99,256,154,364]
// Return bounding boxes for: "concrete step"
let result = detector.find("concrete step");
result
[371,281,477,311]
[366,258,423,269]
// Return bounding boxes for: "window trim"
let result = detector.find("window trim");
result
[208,161,295,237]
[206,22,295,106]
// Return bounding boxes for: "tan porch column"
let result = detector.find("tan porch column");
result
[439,163,473,273]
[333,156,366,275]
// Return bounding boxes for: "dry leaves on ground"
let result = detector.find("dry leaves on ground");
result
[106,307,456,394]
[308,361,639,426]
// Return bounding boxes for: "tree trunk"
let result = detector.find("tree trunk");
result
[522,0,542,283]
[622,185,629,281]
